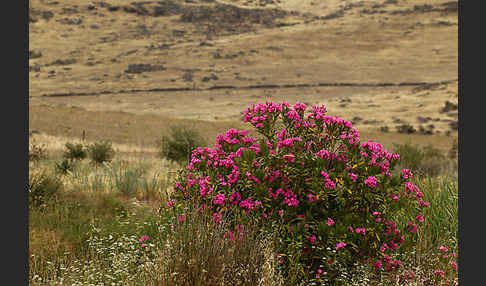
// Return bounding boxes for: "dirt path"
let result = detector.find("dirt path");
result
[41,78,457,98]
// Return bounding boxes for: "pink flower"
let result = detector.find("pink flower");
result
[408,222,417,233]
[434,270,445,276]
[315,149,331,160]
[213,212,223,224]
[283,153,296,162]
[419,200,431,208]
[324,179,336,189]
[308,235,316,245]
[336,242,346,250]
[439,246,449,253]
[355,228,366,235]
[315,268,325,279]
[373,260,382,270]
[399,236,405,244]
[348,172,358,182]
[213,194,226,205]
[225,230,235,242]
[401,169,413,179]
[391,260,402,268]
[364,176,378,188]
[179,215,185,223]
[307,193,317,203]
[167,199,175,209]
[327,217,335,226]
[348,226,354,232]
[416,214,424,223]
[278,210,284,217]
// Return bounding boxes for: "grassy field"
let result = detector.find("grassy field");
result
[28,132,458,285]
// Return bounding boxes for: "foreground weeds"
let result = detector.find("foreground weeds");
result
[29,138,458,285]
[149,208,284,286]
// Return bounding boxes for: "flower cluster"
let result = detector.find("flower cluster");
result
[138,235,150,248]
[170,102,429,283]
[434,245,458,285]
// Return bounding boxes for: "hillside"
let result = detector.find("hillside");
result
[29,0,458,148]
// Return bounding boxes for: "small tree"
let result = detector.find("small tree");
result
[63,142,87,160]
[157,125,206,165]
[87,140,115,165]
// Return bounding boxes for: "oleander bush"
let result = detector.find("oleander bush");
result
[170,102,432,284]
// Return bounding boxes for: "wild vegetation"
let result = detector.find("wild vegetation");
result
[29,103,458,285]
[29,0,458,284]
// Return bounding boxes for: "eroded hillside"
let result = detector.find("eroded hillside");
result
[29,0,458,147]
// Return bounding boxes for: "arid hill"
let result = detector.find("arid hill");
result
[29,0,458,148]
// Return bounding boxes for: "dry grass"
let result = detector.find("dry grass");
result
[29,0,457,95]
[29,104,250,149]
[29,0,457,153]
[29,104,456,155]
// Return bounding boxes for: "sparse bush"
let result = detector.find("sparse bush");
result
[29,172,62,209]
[380,126,389,133]
[393,142,446,177]
[29,50,42,59]
[54,157,75,175]
[63,142,87,160]
[440,101,458,113]
[157,125,206,165]
[171,102,430,284]
[29,141,48,162]
[87,140,115,164]
[396,123,416,134]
